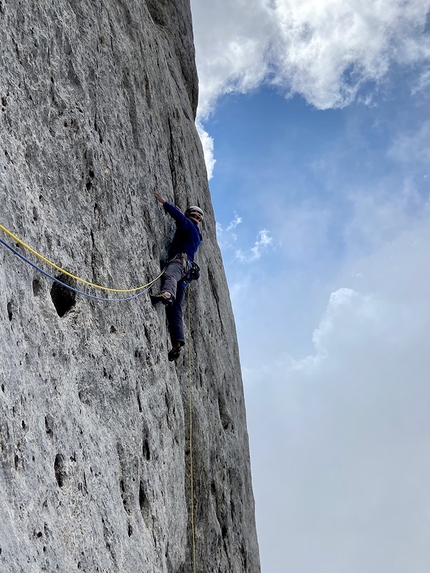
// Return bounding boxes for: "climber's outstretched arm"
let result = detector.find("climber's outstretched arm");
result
[154,190,187,225]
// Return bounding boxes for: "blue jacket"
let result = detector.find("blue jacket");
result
[164,202,202,262]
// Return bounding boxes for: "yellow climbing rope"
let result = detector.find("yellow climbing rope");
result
[187,286,197,573]
[0,223,164,292]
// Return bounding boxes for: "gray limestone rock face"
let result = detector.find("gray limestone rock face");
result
[0,1,260,572]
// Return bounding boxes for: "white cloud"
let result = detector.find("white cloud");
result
[244,218,430,573]
[307,287,380,362]
[226,213,243,231]
[217,216,272,262]
[271,0,430,109]
[215,221,223,238]
[411,66,430,94]
[195,119,216,179]
[192,0,430,177]
[216,214,243,249]
[191,0,273,118]
[191,0,430,116]
[236,228,273,262]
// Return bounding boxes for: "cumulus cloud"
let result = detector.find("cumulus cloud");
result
[191,0,272,118]
[271,0,430,109]
[191,0,430,116]
[244,218,430,573]
[301,287,381,365]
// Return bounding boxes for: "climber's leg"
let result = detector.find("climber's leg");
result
[150,260,184,306]
[166,281,187,360]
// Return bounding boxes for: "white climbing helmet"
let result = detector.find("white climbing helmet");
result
[186,206,204,224]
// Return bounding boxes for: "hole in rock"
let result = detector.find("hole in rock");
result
[7,301,13,321]
[139,483,146,510]
[146,0,168,26]
[32,278,42,296]
[54,453,66,487]
[119,479,127,510]
[144,325,151,344]
[218,396,233,431]
[45,415,53,435]
[50,275,76,317]
[139,481,151,525]
[142,439,150,461]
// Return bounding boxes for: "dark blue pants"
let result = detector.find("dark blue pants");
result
[161,260,188,346]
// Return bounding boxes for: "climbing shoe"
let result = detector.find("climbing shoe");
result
[150,291,174,307]
[168,346,182,362]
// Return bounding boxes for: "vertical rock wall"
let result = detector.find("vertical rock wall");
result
[0,1,260,572]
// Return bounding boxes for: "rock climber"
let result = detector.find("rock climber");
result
[151,189,204,361]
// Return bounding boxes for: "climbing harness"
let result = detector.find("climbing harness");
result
[171,252,200,285]
[0,224,165,302]
[183,261,200,285]
[0,223,163,293]
[187,286,197,573]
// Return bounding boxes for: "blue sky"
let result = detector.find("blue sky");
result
[208,81,430,364]
[191,1,430,572]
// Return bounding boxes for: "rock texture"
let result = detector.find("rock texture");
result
[0,1,260,572]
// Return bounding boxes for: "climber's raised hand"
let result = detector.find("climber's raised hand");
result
[154,189,166,205]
